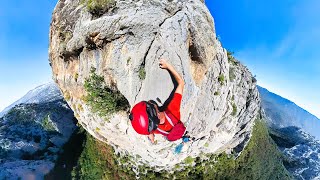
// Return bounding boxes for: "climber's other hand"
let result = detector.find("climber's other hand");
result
[159,58,169,69]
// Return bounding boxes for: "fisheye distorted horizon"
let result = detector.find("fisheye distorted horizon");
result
[0,0,319,118]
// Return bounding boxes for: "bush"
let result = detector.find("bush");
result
[227,50,238,65]
[82,0,116,17]
[139,67,146,80]
[231,103,237,116]
[84,67,129,118]
[218,74,225,85]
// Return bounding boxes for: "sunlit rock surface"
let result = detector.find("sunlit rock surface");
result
[49,0,260,170]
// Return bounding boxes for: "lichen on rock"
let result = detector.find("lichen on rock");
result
[49,0,261,172]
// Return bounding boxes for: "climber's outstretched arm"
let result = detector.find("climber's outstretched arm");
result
[159,59,184,95]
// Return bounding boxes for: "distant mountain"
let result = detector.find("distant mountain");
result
[0,82,76,179]
[0,82,63,118]
[258,86,320,179]
[258,86,320,140]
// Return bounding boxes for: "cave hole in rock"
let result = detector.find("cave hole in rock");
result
[189,40,202,64]
[189,34,206,84]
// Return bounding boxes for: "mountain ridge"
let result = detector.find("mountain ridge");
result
[258,85,319,119]
[0,82,63,118]
[258,85,320,140]
[259,85,320,179]
[0,82,76,179]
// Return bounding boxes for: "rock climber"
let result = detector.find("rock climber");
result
[129,58,186,144]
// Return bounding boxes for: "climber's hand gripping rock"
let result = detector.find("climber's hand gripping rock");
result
[159,58,184,95]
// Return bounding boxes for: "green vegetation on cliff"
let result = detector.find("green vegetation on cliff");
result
[201,119,291,180]
[47,119,291,179]
[218,74,225,85]
[81,0,116,17]
[70,129,135,180]
[231,103,237,116]
[227,50,238,66]
[139,66,146,80]
[84,67,129,118]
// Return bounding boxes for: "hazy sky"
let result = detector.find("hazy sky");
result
[0,1,319,118]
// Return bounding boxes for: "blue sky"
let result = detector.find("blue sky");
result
[0,0,56,110]
[206,0,320,118]
[0,1,319,118]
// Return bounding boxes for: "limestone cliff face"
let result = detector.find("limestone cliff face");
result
[49,0,260,170]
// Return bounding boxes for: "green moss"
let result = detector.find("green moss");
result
[204,143,209,147]
[231,103,237,116]
[81,0,116,17]
[138,67,146,80]
[218,74,225,85]
[214,91,220,96]
[84,67,129,118]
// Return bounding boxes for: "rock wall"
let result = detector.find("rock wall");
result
[49,0,260,170]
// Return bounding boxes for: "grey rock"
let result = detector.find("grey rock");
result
[49,0,261,170]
